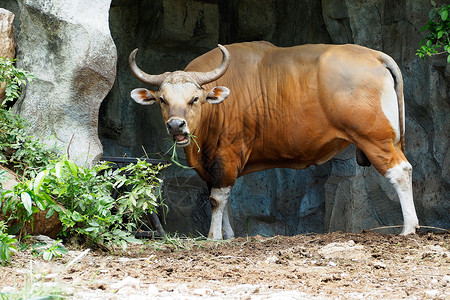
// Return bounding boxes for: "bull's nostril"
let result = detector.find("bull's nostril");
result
[167,119,186,132]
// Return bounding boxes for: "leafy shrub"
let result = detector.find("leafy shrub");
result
[0,54,168,256]
[417,4,450,62]
[31,239,67,261]
[0,220,17,264]
[0,57,35,106]
[0,101,58,178]
[1,158,167,250]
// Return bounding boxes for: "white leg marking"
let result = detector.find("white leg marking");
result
[208,186,231,240]
[385,161,419,235]
[222,200,234,239]
[380,75,401,144]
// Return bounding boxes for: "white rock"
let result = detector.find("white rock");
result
[13,0,117,166]
[318,240,369,261]
[1,286,16,294]
[147,284,159,295]
[111,276,140,290]
[233,284,259,294]
[424,289,440,298]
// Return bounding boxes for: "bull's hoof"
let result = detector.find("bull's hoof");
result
[222,230,235,240]
[400,222,419,235]
[207,233,223,240]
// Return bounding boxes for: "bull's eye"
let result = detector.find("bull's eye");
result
[189,96,199,105]
[159,97,166,104]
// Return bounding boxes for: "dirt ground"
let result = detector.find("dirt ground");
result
[1,231,449,299]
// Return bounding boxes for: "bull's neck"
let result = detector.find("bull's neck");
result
[183,103,219,178]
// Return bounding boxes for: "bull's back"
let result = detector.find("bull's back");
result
[186,42,394,174]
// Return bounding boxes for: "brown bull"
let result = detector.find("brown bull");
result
[130,41,419,239]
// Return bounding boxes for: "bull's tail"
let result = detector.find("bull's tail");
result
[378,53,405,152]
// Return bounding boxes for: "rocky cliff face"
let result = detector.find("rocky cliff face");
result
[4,0,117,166]
[3,0,448,236]
[0,8,16,101]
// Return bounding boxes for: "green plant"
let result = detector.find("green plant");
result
[0,220,17,264]
[31,239,67,261]
[1,158,168,251]
[0,108,58,177]
[0,57,35,106]
[0,57,55,177]
[417,4,450,62]
[0,57,168,254]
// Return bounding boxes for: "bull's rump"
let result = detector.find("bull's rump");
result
[186,41,400,175]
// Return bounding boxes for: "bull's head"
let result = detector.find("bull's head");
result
[129,45,231,146]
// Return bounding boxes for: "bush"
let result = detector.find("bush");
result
[0,57,35,106]
[2,158,168,251]
[417,4,450,62]
[0,220,17,264]
[0,55,169,259]
[0,108,58,177]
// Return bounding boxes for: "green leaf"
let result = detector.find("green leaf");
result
[46,207,55,218]
[33,170,48,194]
[447,55,450,63]
[34,197,46,210]
[440,9,448,21]
[7,223,22,235]
[65,160,79,176]
[21,192,33,216]
[42,250,53,261]
[55,161,62,178]
[55,246,67,255]
[1,244,11,262]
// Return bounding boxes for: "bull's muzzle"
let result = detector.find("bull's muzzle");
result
[166,118,190,146]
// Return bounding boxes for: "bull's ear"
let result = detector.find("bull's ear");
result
[206,86,230,104]
[131,88,157,105]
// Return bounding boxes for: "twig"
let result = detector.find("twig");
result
[65,248,90,269]
[367,225,449,233]
[67,133,75,160]
[419,225,450,232]
[141,145,150,159]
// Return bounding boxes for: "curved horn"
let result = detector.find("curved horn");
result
[129,48,166,86]
[190,44,231,86]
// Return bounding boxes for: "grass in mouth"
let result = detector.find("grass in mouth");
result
[166,134,200,169]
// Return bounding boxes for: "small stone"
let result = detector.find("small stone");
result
[1,286,16,294]
[147,284,159,295]
[111,276,140,290]
[234,284,259,294]
[373,262,387,269]
[424,290,440,298]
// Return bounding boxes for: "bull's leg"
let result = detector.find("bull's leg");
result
[222,200,234,239]
[385,160,419,235]
[360,142,419,235]
[208,186,232,240]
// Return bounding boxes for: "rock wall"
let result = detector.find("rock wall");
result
[3,0,448,236]
[102,0,449,236]
[0,8,16,101]
[5,0,117,166]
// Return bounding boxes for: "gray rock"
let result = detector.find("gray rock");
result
[0,8,16,101]
[12,0,117,166]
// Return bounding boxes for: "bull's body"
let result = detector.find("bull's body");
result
[130,41,419,239]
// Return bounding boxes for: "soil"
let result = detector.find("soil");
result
[1,231,449,299]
